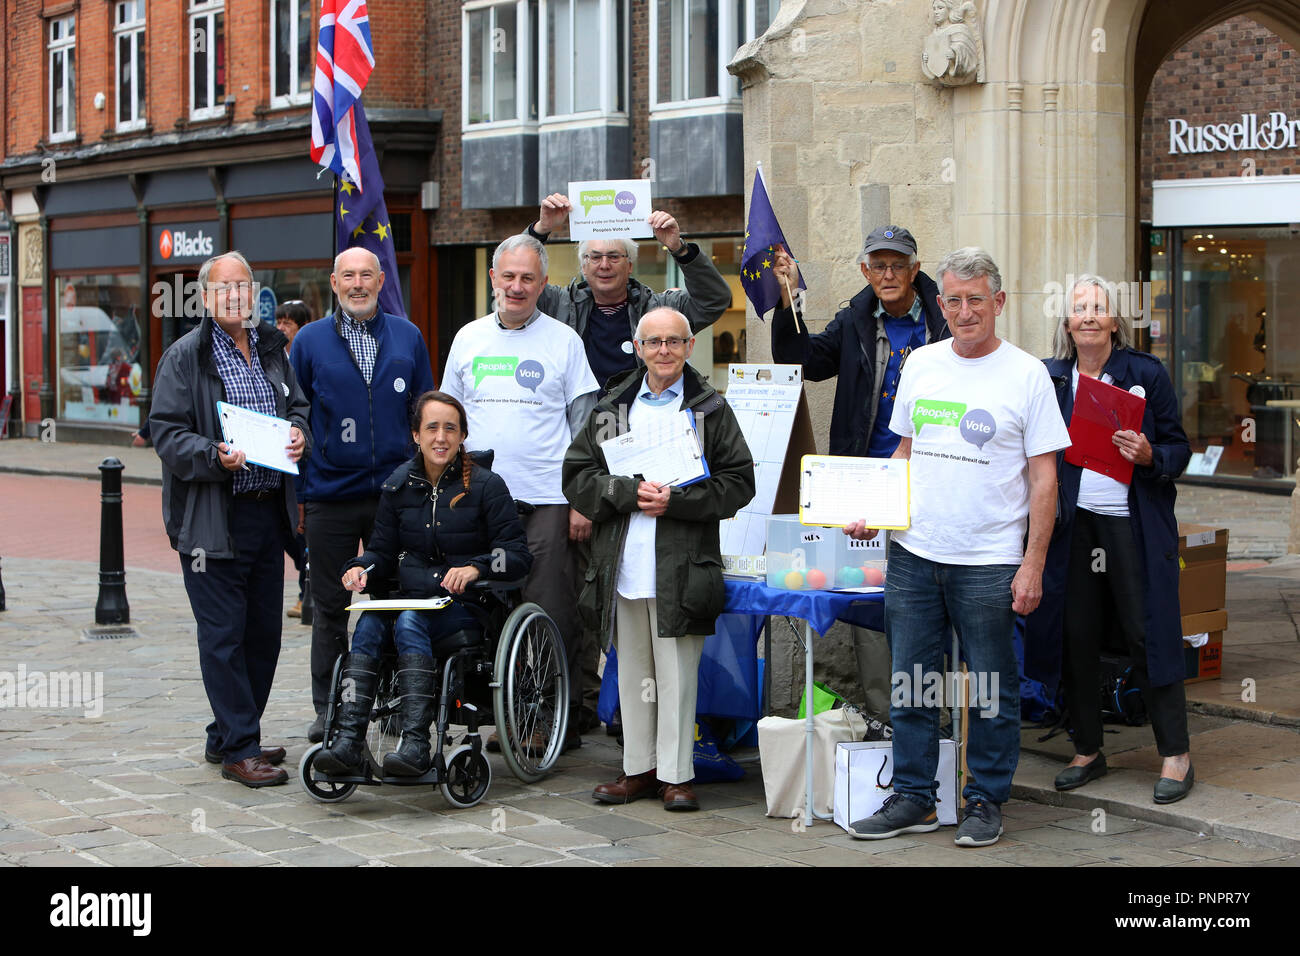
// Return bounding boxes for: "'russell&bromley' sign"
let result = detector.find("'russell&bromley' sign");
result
[1169,111,1300,154]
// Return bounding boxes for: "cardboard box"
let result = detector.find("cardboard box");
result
[1184,633,1223,683]
[1178,523,1228,615]
[1181,608,1228,637]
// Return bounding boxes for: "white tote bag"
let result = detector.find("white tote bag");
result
[758,707,868,818]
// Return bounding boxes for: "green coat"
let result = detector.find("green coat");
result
[563,365,756,648]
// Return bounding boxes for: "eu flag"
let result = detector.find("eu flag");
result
[740,166,805,320]
[335,101,406,318]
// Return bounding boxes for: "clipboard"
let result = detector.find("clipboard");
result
[599,409,709,487]
[798,455,910,530]
[216,401,300,475]
[1064,374,1146,484]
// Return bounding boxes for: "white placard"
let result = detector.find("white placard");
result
[567,179,654,241]
[598,410,706,486]
[216,401,299,475]
[799,455,910,530]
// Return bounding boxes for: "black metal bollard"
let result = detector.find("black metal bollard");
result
[95,457,131,625]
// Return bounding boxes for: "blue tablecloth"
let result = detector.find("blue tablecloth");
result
[723,579,884,634]
[597,582,885,724]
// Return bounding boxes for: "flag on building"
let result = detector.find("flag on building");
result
[335,101,405,317]
[312,0,404,317]
[740,166,806,320]
[311,0,375,190]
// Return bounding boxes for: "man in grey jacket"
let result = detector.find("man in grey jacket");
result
[151,251,312,788]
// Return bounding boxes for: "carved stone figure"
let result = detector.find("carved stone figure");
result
[922,0,985,86]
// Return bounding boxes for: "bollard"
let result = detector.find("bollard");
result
[95,457,131,625]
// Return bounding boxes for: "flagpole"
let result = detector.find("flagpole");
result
[780,272,804,335]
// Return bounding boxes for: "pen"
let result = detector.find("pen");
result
[361,564,376,575]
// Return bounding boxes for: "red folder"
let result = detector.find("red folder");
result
[1064,374,1146,484]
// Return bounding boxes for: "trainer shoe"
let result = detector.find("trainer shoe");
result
[954,798,1003,847]
[848,793,939,840]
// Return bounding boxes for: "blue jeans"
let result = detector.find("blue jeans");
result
[349,605,478,658]
[885,540,1021,807]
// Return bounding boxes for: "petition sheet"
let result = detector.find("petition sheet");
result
[216,401,299,475]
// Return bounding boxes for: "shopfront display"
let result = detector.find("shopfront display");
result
[56,274,144,426]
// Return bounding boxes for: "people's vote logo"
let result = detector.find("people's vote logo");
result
[515,359,545,392]
[472,356,518,388]
[393,376,406,394]
[959,409,997,450]
[912,399,966,436]
[614,190,637,214]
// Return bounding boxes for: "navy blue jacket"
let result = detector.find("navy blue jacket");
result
[770,272,948,456]
[1024,348,1191,691]
[290,308,436,501]
[345,450,532,597]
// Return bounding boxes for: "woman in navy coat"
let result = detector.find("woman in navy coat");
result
[1025,274,1194,804]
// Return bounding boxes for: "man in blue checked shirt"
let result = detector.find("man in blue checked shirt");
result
[151,251,312,788]
[290,247,436,742]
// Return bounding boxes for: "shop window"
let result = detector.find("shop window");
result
[190,0,226,120]
[115,2,147,132]
[271,0,313,108]
[252,267,333,327]
[48,15,76,143]
[650,0,777,108]
[541,0,626,118]
[463,0,538,126]
[57,275,144,426]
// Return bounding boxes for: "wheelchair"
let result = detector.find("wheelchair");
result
[298,580,569,808]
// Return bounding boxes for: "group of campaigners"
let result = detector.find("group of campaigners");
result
[148,198,1194,841]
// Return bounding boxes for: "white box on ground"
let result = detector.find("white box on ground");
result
[833,739,959,830]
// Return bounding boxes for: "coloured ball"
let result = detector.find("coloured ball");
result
[806,568,828,589]
[784,570,806,590]
[862,566,886,587]
[837,566,865,588]
[766,569,786,589]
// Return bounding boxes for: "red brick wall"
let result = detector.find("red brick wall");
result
[1140,15,1300,220]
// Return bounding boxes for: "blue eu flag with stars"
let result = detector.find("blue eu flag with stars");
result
[740,166,806,320]
[335,101,406,318]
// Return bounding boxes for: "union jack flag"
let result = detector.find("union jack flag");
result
[311,0,376,191]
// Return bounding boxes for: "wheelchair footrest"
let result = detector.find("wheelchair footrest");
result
[377,771,439,786]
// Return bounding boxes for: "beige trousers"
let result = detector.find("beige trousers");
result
[614,595,706,785]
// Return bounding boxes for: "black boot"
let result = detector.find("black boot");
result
[314,653,378,774]
[383,653,439,776]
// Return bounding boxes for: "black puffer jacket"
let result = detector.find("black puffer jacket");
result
[345,450,532,597]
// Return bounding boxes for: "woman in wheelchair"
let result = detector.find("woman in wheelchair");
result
[314,390,532,777]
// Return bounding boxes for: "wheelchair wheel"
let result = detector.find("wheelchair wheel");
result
[492,602,569,784]
[365,660,402,768]
[299,743,358,803]
[440,744,492,808]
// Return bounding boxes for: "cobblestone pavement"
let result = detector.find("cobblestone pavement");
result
[2,559,1296,867]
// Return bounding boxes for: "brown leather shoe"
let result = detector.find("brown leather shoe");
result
[221,756,289,788]
[287,601,302,619]
[592,769,659,804]
[206,746,286,766]
[660,781,700,812]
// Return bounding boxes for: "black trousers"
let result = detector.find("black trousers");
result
[521,504,590,712]
[180,497,286,763]
[1063,507,1190,757]
[304,496,381,715]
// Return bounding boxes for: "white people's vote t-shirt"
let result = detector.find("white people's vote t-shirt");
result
[442,312,599,504]
[889,339,1070,565]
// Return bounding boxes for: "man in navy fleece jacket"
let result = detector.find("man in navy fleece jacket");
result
[290,248,436,740]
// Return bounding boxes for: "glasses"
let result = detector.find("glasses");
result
[207,281,253,295]
[941,295,990,312]
[866,262,912,278]
[584,252,628,264]
[639,336,689,352]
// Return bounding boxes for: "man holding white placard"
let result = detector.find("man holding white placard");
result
[845,248,1069,847]
[151,251,311,788]
[564,307,755,811]
[526,191,732,391]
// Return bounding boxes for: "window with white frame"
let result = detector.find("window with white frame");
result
[48,16,76,141]
[650,0,778,108]
[115,2,147,131]
[463,1,538,126]
[541,0,626,118]
[271,0,313,107]
[190,0,226,119]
